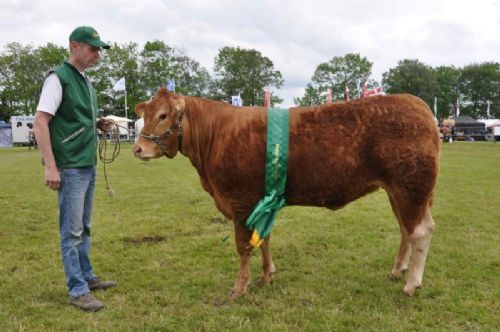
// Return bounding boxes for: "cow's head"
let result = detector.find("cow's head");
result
[133,88,185,160]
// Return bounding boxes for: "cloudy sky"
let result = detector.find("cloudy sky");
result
[1,0,499,107]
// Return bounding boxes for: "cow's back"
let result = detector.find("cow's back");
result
[286,94,440,209]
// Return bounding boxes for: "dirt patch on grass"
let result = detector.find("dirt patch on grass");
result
[121,235,166,245]
[210,217,228,224]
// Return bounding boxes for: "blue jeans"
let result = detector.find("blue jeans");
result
[58,166,97,298]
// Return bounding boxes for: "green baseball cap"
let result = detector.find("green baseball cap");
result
[69,26,110,49]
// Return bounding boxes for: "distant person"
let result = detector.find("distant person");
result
[33,26,116,312]
[28,129,37,150]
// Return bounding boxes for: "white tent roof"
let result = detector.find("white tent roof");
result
[479,119,500,128]
[103,115,133,122]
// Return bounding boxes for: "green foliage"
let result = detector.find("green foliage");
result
[295,53,374,106]
[175,52,212,97]
[0,142,499,330]
[2,40,500,120]
[316,53,373,99]
[434,65,461,118]
[140,40,177,97]
[383,60,500,119]
[459,62,500,119]
[213,46,284,106]
[294,83,322,106]
[383,59,439,107]
[297,54,499,120]
[0,41,214,121]
[87,42,145,118]
[0,43,68,120]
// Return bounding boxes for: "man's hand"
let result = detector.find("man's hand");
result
[34,111,61,191]
[45,165,61,191]
[97,118,114,131]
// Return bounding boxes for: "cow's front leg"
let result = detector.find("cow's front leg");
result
[255,235,276,286]
[229,222,253,300]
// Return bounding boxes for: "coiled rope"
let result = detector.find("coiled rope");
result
[98,120,129,197]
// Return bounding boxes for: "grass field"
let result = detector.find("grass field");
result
[0,142,499,331]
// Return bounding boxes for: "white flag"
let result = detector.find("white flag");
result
[231,95,243,107]
[113,77,126,92]
[166,79,175,92]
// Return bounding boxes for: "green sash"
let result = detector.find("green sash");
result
[246,108,289,247]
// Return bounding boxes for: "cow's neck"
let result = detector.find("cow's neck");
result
[180,97,227,172]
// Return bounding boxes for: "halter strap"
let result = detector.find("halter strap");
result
[139,112,184,155]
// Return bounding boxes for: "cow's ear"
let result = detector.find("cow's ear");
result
[135,102,147,117]
[174,95,185,113]
[158,87,169,97]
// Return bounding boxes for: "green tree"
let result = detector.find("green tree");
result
[458,62,500,119]
[87,42,143,118]
[293,83,322,106]
[140,41,178,97]
[433,66,460,119]
[174,52,213,97]
[0,43,21,120]
[295,53,373,106]
[213,46,283,106]
[382,59,438,107]
[0,42,67,121]
[0,43,36,119]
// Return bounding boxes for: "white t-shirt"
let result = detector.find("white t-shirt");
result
[37,73,63,115]
[37,69,89,115]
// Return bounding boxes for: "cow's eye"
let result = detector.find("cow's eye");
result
[159,114,167,120]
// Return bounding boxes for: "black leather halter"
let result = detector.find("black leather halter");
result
[138,112,184,155]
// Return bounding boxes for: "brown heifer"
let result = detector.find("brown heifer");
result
[133,88,440,299]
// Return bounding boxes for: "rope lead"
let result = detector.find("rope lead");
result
[98,120,124,197]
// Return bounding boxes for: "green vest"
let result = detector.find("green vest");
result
[49,61,98,168]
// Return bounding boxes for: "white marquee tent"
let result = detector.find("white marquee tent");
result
[0,120,12,147]
[479,119,500,136]
[103,115,133,136]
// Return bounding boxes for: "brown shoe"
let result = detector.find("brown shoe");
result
[88,277,116,291]
[70,293,104,312]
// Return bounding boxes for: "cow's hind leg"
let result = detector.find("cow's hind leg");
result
[388,195,411,280]
[230,222,253,300]
[255,235,276,286]
[404,207,434,296]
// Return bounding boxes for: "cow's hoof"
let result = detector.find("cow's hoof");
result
[254,269,276,287]
[388,267,408,281]
[403,283,421,297]
[228,290,245,301]
[253,276,272,287]
[388,272,402,281]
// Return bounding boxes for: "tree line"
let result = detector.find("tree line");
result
[0,42,282,121]
[295,54,500,119]
[1,41,499,121]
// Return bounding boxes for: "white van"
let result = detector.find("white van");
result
[10,115,35,144]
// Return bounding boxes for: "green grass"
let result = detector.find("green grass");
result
[0,142,499,331]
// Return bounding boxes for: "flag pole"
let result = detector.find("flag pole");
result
[434,97,437,117]
[124,87,128,119]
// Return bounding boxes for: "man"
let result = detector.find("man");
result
[34,26,116,312]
